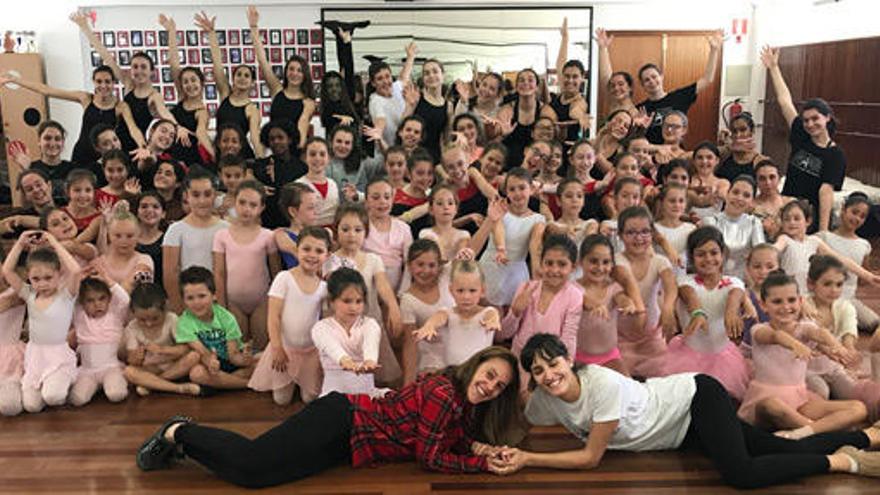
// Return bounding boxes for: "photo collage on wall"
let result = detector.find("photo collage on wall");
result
[90,26,324,125]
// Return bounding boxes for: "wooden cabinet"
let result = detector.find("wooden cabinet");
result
[0,53,48,161]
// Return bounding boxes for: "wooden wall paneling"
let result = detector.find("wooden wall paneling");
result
[0,54,47,159]
[665,32,721,148]
[598,32,662,119]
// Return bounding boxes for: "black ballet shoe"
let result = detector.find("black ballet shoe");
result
[135,415,192,471]
[317,20,371,36]
[197,385,219,398]
[363,55,386,65]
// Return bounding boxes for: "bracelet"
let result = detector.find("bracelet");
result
[690,308,708,319]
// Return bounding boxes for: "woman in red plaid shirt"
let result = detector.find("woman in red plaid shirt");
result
[135,346,524,487]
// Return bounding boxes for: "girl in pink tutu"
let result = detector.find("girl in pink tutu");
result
[500,234,584,387]
[666,226,750,400]
[312,267,387,398]
[413,260,501,367]
[615,206,677,377]
[741,244,779,353]
[95,201,154,292]
[0,273,26,416]
[249,227,331,405]
[573,234,639,375]
[363,178,413,291]
[802,255,880,420]
[739,270,867,439]
[2,231,81,413]
[69,267,130,406]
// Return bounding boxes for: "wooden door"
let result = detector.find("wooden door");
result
[0,54,47,159]
[599,31,721,149]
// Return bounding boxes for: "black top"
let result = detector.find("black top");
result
[216,98,256,159]
[549,93,582,143]
[72,100,117,168]
[169,104,204,167]
[715,154,759,184]
[119,91,153,152]
[638,83,697,144]
[414,96,448,162]
[502,96,542,170]
[136,236,164,287]
[250,155,309,228]
[270,92,304,128]
[781,116,846,231]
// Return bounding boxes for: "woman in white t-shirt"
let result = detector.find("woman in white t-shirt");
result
[487,333,880,488]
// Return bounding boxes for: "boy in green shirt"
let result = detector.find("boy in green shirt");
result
[176,266,255,389]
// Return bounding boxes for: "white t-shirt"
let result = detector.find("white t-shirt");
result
[525,366,697,451]
[162,218,229,271]
[368,80,406,147]
[817,231,872,300]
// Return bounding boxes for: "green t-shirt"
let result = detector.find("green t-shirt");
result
[176,303,242,363]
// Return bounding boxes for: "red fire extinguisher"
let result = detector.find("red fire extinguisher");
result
[722,98,744,128]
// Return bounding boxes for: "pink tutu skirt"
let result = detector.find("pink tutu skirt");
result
[0,342,25,381]
[663,336,750,401]
[248,345,323,399]
[575,347,622,366]
[738,381,817,424]
[21,343,77,389]
[618,317,668,378]
[77,343,124,379]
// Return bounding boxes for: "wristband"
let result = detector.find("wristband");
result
[690,308,708,319]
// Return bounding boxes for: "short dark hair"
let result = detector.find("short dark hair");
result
[179,266,215,294]
[278,182,315,221]
[298,225,332,251]
[79,277,111,302]
[184,168,216,192]
[808,254,846,283]
[89,123,117,148]
[542,233,577,264]
[638,63,662,82]
[520,333,579,390]
[686,226,726,274]
[130,282,167,311]
[102,149,129,169]
[327,267,368,302]
[407,237,442,263]
[760,269,798,299]
[579,233,615,262]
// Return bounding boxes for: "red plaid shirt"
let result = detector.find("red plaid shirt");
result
[347,374,488,473]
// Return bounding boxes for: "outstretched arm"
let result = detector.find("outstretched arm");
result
[695,33,722,94]
[399,42,417,84]
[1,74,89,107]
[194,11,230,100]
[760,46,798,127]
[595,28,614,90]
[158,14,182,93]
[71,11,129,89]
[247,6,283,95]
[555,18,569,79]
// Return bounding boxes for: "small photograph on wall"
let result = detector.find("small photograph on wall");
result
[145,49,158,65]
[283,29,295,45]
[311,65,323,81]
[160,49,169,64]
[228,29,240,45]
[90,51,101,68]
[259,29,268,45]
[243,47,255,63]
[163,86,176,102]
[178,49,187,64]
[207,102,218,117]
[242,29,252,45]
[144,30,157,47]
[229,48,242,64]
[131,30,143,47]
[270,47,282,64]
[186,30,199,47]
[216,30,226,46]
[201,31,211,46]
[117,31,129,48]
[175,31,185,46]
[205,84,217,100]
[161,67,172,83]
[271,65,283,79]
[201,48,213,64]
[297,47,309,59]
[150,69,159,84]
[297,29,308,45]
[313,82,321,96]
[204,66,215,83]
[187,48,200,64]
[259,82,270,98]
[310,29,322,45]
[284,48,295,61]
[158,31,168,46]
[118,50,131,67]
[248,86,258,99]
[220,48,228,63]
[270,29,281,46]
[103,31,115,48]
[310,48,322,64]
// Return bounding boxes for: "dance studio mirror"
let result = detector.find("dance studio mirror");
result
[321,6,593,97]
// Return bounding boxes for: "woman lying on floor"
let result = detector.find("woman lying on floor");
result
[135,346,524,488]
[487,333,880,490]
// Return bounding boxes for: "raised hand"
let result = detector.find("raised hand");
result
[69,11,92,30]
[193,11,216,32]
[480,308,501,332]
[124,177,142,196]
[510,282,538,317]
[158,13,176,32]
[332,114,354,126]
[707,31,723,51]
[560,17,568,37]
[760,45,779,69]
[362,124,383,143]
[176,126,192,147]
[632,108,654,129]
[487,198,507,224]
[403,81,421,108]
[6,140,32,171]
[405,41,418,59]
[595,28,613,48]
[246,5,260,28]
[455,247,475,261]
[454,79,471,101]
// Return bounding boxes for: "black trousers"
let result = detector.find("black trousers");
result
[684,374,869,489]
[174,392,353,488]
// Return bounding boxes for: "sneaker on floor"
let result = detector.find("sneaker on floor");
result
[136,415,192,471]
[836,445,880,477]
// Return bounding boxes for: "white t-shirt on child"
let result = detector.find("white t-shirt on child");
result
[525,365,697,451]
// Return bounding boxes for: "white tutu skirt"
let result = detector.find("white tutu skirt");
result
[77,342,123,379]
[248,345,323,399]
[21,343,77,389]
[480,260,529,306]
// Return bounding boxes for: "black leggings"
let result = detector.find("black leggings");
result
[685,374,869,489]
[174,392,353,488]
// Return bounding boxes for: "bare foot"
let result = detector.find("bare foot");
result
[136,386,151,397]
[178,383,201,396]
[775,425,814,440]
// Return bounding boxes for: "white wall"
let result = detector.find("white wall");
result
[6,0,879,156]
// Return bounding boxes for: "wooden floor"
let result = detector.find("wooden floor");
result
[3,247,880,494]
[2,389,879,495]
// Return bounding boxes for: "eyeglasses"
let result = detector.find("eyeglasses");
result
[663,123,684,130]
[622,229,652,238]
